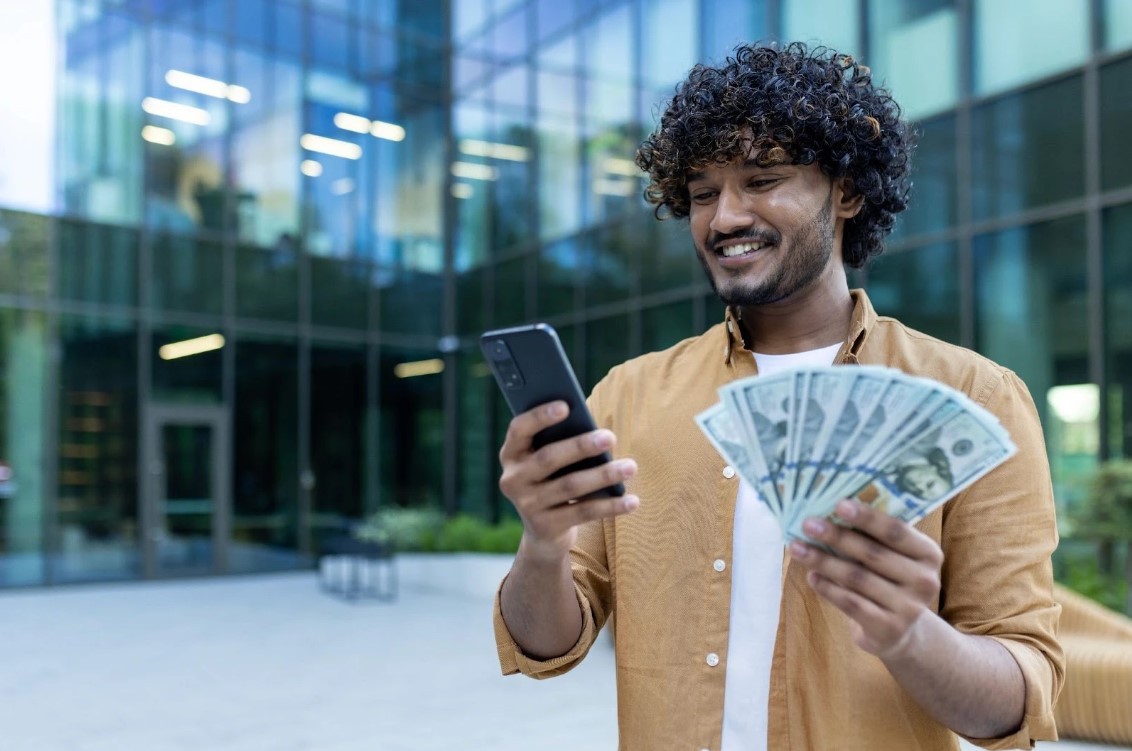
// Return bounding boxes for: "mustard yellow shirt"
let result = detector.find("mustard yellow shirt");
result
[494,289,1063,750]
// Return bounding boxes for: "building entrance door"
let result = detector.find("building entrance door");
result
[143,406,230,578]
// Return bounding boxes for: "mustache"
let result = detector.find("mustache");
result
[709,229,781,253]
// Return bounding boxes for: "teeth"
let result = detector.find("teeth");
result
[720,241,766,257]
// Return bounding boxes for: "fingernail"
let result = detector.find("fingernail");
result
[622,496,640,512]
[803,518,826,536]
[546,402,567,418]
[593,431,613,449]
[836,500,858,520]
[616,459,637,477]
[789,541,810,559]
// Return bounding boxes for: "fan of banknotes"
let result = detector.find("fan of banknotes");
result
[696,366,1017,543]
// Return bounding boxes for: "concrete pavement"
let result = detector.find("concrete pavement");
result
[0,556,1123,751]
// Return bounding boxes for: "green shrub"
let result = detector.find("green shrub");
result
[353,508,523,554]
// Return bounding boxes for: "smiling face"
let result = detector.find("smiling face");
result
[687,154,856,308]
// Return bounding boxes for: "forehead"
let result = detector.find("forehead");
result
[686,157,790,184]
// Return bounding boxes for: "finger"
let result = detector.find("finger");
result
[804,570,908,655]
[499,401,571,462]
[553,493,641,528]
[832,499,942,565]
[790,540,904,610]
[543,457,638,506]
[797,516,924,587]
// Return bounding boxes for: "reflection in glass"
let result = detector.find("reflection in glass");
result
[152,326,223,403]
[642,0,699,88]
[155,423,216,576]
[640,213,696,295]
[0,310,47,586]
[232,336,299,573]
[57,220,137,306]
[585,313,630,390]
[56,315,139,583]
[311,256,371,330]
[1106,0,1132,51]
[459,349,497,521]
[0,210,50,298]
[866,243,960,344]
[377,269,443,336]
[536,239,580,318]
[971,77,1084,222]
[973,0,1088,95]
[642,299,696,354]
[1100,58,1132,191]
[869,0,958,120]
[310,345,369,552]
[583,224,636,307]
[702,0,766,63]
[974,216,1088,508]
[782,0,861,56]
[380,347,444,509]
[235,241,298,322]
[152,233,224,315]
[494,255,529,327]
[1105,204,1132,459]
[894,116,955,240]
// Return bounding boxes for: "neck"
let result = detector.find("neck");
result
[736,275,854,356]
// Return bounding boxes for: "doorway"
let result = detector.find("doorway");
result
[142,405,230,578]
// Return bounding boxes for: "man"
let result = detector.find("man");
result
[492,43,1062,750]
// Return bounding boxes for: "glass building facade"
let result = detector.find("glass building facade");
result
[0,0,1129,587]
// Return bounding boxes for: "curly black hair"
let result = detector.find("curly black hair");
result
[636,42,914,268]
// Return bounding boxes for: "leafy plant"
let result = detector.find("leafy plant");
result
[1070,459,1132,613]
[353,508,523,554]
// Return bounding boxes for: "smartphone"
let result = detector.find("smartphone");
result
[480,323,625,498]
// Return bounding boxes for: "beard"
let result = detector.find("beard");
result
[697,196,835,307]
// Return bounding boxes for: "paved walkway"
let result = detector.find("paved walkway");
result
[0,562,1123,751]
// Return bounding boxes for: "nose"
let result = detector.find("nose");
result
[708,185,752,236]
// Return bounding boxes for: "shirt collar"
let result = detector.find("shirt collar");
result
[722,288,876,366]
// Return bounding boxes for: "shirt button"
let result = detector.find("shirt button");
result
[713,559,726,572]
[722,465,736,479]
[706,652,720,667]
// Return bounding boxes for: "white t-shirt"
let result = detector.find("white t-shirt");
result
[721,342,842,751]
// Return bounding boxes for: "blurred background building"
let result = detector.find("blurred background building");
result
[0,0,1129,588]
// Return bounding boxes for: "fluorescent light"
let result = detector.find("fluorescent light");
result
[142,97,210,126]
[604,156,640,176]
[300,133,362,160]
[334,112,371,134]
[451,161,498,181]
[158,333,225,361]
[165,70,251,104]
[331,177,355,195]
[141,125,176,145]
[458,138,529,161]
[370,119,405,142]
[394,358,445,378]
[593,177,635,196]
[300,159,323,177]
[227,85,251,104]
[1048,384,1100,423]
[451,183,474,199]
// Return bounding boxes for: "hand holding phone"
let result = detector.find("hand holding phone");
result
[480,323,626,499]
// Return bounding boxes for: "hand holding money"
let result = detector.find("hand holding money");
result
[696,365,1017,542]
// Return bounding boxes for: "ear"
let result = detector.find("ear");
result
[833,178,865,219]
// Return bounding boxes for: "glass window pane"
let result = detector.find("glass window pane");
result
[494,256,529,327]
[869,0,958,120]
[1104,0,1132,52]
[640,213,697,295]
[457,266,488,336]
[642,298,696,353]
[235,241,298,322]
[377,269,443,337]
[974,216,1089,511]
[536,238,580,318]
[1105,203,1132,459]
[1101,57,1132,192]
[232,336,299,573]
[152,325,223,404]
[643,0,698,89]
[0,210,50,298]
[585,313,630,390]
[458,349,497,520]
[865,243,961,344]
[57,220,138,306]
[536,71,582,241]
[310,345,369,551]
[311,256,371,330]
[152,233,224,315]
[583,224,636,307]
[971,76,1084,222]
[974,0,1089,96]
[0,309,48,586]
[702,0,767,63]
[56,315,139,583]
[893,115,956,240]
[782,0,861,56]
[379,347,444,509]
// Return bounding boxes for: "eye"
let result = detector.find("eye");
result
[749,178,780,189]
[690,190,718,204]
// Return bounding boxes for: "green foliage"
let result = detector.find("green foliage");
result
[1072,459,1132,542]
[353,508,522,554]
[1056,550,1129,614]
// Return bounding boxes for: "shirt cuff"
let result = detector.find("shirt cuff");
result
[493,578,598,679]
[957,637,1059,749]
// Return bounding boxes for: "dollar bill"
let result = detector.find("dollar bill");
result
[695,403,778,519]
[723,372,795,509]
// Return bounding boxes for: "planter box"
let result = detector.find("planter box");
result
[396,552,514,600]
